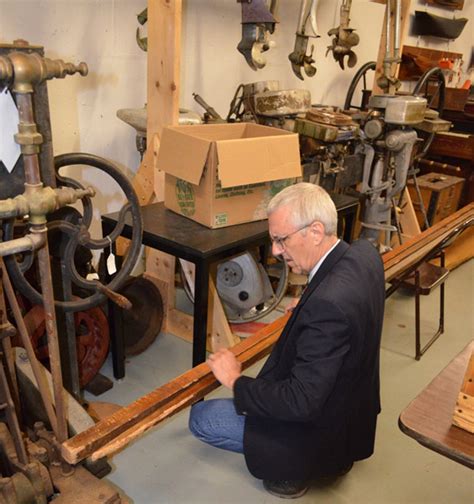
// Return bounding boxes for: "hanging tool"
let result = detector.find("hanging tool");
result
[136,7,148,51]
[326,0,359,70]
[237,0,279,71]
[288,0,319,80]
[377,0,402,93]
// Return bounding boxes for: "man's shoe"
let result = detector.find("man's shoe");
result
[336,461,353,477]
[262,479,309,499]
[318,461,354,481]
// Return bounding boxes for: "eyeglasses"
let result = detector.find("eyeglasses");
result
[269,224,310,249]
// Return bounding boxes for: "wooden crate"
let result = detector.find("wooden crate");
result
[408,172,464,227]
[453,352,474,434]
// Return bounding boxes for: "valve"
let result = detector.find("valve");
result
[0,51,87,94]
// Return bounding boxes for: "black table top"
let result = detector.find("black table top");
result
[102,202,269,262]
[102,193,359,263]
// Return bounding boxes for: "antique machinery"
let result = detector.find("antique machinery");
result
[0,42,143,395]
[0,41,142,501]
[358,94,428,249]
[377,0,403,94]
[343,57,449,247]
[236,0,279,71]
[288,0,319,80]
[326,0,359,70]
[294,107,362,194]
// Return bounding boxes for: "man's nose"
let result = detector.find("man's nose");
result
[271,241,283,257]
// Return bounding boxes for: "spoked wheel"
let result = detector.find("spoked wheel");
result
[2,153,143,312]
[343,61,376,112]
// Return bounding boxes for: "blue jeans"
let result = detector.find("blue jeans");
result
[189,398,245,454]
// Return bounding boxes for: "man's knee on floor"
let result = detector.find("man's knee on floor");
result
[188,402,208,439]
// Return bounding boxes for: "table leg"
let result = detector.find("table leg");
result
[193,261,210,367]
[109,299,125,379]
[102,220,126,379]
[341,206,358,243]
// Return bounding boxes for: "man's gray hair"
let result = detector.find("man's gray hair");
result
[267,182,338,236]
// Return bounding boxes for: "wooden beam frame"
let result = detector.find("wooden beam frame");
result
[383,203,474,282]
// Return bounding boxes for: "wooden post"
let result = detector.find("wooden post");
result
[143,0,237,350]
[144,0,181,333]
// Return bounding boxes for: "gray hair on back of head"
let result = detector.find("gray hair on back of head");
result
[267,182,338,236]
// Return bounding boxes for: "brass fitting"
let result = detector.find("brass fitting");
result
[25,185,57,224]
[2,51,88,94]
[14,122,43,155]
[0,231,45,258]
[0,56,13,91]
[0,184,95,224]
[0,195,29,220]
[54,186,96,208]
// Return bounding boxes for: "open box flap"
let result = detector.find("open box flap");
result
[155,127,211,185]
[216,133,301,188]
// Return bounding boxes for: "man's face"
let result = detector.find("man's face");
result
[268,205,320,275]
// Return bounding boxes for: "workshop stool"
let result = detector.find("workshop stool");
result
[386,216,473,360]
[398,253,449,360]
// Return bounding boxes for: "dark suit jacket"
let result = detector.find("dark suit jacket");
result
[233,239,385,481]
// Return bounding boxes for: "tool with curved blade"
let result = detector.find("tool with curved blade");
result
[136,7,148,52]
[288,0,319,80]
[326,0,359,70]
[237,0,278,71]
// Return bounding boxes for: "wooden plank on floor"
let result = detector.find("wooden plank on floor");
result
[61,314,289,465]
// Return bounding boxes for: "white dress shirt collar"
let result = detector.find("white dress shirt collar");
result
[308,239,340,284]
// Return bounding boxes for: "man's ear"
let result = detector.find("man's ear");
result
[309,221,325,243]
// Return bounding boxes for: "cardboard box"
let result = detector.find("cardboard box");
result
[156,123,302,228]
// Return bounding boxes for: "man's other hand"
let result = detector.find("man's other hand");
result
[207,348,242,390]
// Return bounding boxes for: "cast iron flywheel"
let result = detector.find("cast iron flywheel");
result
[22,303,110,387]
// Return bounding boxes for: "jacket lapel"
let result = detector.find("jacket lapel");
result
[298,240,350,307]
[259,241,350,375]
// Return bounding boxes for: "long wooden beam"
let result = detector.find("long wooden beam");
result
[383,203,474,282]
[61,314,289,464]
[62,203,473,465]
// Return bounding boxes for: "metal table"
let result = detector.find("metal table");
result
[102,193,359,378]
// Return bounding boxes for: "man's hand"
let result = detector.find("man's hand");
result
[285,297,300,313]
[207,348,242,390]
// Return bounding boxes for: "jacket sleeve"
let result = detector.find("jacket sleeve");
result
[233,298,350,422]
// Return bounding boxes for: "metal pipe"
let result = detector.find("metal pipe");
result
[36,240,68,443]
[394,0,401,56]
[0,357,28,465]
[297,0,308,33]
[15,94,41,186]
[10,73,69,442]
[0,258,59,436]
[0,232,45,257]
[0,282,22,425]
[385,0,391,61]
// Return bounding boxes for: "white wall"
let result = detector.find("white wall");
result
[1,0,472,234]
